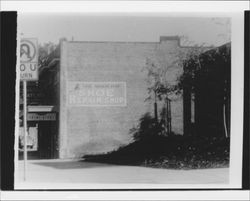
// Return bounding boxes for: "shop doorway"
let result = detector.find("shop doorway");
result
[37,121,58,159]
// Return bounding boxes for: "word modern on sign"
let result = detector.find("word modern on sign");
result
[67,82,127,106]
[20,38,38,81]
[27,113,56,121]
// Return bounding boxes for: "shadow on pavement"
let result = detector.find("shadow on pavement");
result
[30,160,115,169]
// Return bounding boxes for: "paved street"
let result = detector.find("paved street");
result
[16,159,229,189]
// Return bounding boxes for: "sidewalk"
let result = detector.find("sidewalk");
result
[15,159,229,189]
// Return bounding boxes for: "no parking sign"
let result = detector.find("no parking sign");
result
[20,38,38,80]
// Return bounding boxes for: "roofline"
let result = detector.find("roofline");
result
[63,39,215,49]
[65,40,159,44]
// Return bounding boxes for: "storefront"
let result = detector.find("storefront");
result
[19,106,59,159]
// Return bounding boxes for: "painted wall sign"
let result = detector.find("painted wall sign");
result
[67,82,127,106]
[27,113,56,121]
[20,38,38,80]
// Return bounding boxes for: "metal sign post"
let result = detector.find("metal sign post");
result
[20,38,38,181]
[23,80,27,181]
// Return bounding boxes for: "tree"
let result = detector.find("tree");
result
[39,42,61,105]
[131,112,161,141]
[176,43,230,138]
[143,39,212,137]
[38,42,58,69]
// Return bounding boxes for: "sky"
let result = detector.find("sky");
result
[19,13,231,47]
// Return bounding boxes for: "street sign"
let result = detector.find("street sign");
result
[20,38,39,181]
[27,113,56,121]
[20,38,38,80]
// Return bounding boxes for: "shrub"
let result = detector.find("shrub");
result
[130,112,163,141]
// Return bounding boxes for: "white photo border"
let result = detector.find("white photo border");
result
[1,0,249,199]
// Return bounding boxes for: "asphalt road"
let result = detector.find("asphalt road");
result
[16,159,229,189]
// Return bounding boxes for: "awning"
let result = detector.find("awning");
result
[27,105,57,112]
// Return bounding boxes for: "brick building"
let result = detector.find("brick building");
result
[22,36,216,159]
[57,36,197,158]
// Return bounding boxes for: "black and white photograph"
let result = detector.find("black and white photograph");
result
[0,1,249,200]
[14,12,242,190]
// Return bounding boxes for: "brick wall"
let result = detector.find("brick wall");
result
[59,37,186,158]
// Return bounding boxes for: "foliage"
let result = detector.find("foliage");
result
[144,39,226,100]
[176,43,230,94]
[142,136,230,169]
[38,42,58,68]
[130,113,164,141]
[144,43,206,103]
[37,42,60,105]
[84,135,230,169]
[144,57,177,102]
